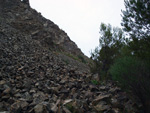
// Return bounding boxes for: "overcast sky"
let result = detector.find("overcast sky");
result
[30,0,125,57]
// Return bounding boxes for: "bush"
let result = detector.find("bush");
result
[91,80,99,85]
[90,23,127,80]
[109,56,150,113]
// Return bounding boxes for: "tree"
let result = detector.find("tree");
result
[99,23,126,48]
[121,0,150,39]
[90,23,126,79]
[119,1,150,112]
[121,0,150,60]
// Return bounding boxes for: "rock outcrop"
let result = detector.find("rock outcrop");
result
[0,0,142,113]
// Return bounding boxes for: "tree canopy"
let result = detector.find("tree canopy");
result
[91,1,150,112]
[121,0,150,39]
[90,23,126,78]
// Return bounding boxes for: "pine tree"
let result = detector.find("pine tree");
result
[121,0,150,39]
[91,23,126,78]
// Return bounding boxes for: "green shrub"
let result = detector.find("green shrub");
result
[109,56,150,112]
[91,80,99,85]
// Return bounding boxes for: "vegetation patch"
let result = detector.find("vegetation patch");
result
[91,80,99,85]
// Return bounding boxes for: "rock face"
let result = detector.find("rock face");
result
[0,0,141,113]
[1,0,84,55]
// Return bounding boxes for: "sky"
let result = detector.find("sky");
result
[30,0,125,57]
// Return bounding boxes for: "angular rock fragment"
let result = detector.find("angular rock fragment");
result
[92,94,111,105]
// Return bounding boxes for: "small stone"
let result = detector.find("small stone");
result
[0,80,6,85]
[10,101,22,113]
[1,95,10,101]
[23,79,32,90]
[48,87,58,94]
[63,99,73,105]
[73,93,78,98]
[30,89,36,94]
[14,93,22,98]
[59,79,66,85]
[35,82,39,87]
[92,74,99,81]
[63,107,72,113]
[18,66,24,71]
[24,92,32,102]
[111,98,120,108]
[89,85,99,92]
[92,94,111,105]
[10,100,29,112]
[34,104,47,113]
[94,102,111,112]
[20,101,29,110]
[0,111,10,113]
[99,86,108,91]
[112,108,120,113]
[3,88,11,94]
[51,99,61,112]
[109,87,121,94]
[84,91,93,98]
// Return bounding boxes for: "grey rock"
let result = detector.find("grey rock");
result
[10,102,22,113]
[10,100,29,112]
[92,94,111,105]
[0,112,10,113]
[63,107,72,113]
[92,74,99,81]
[0,80,6,85]
[34,103,48,113]
[2,88,11,94]
[94,101,111,112]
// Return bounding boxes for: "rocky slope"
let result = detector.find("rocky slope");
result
[0,0,142,113]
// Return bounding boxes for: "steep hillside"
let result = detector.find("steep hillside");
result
[0,0,141,113]
[1,0,83,55]
[0,0,90,71]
